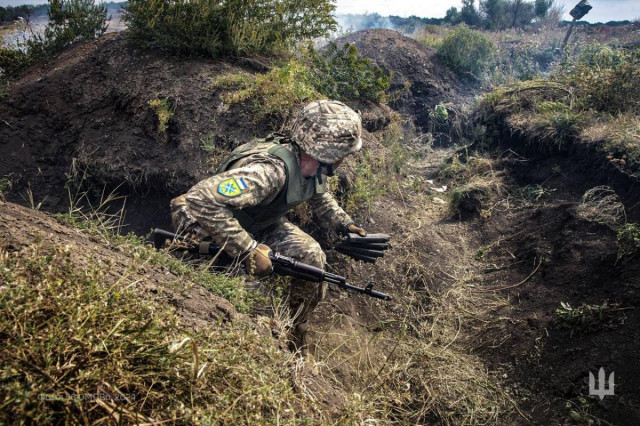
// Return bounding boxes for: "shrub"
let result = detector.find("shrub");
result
[210,60,321,119]
[308,42,391,103]
[437,25,496,78]
[123,0,337,57]
[557,44,640,114]
[0,0,107,77]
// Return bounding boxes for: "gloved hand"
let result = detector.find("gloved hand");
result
[339,221,367,237]
[244,243,273,277]
[345,223,367,237]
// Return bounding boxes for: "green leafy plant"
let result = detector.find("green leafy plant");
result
[437,25,496,78]
[123,0,336,58]
[307,42,391,103]
[616,223,640,260]
[148,96,174,133]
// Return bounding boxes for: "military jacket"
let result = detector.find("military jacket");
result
[184,135,352,256]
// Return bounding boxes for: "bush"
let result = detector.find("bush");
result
[437,26,496,78]
[210,44,391,119]
[123,0,337,57]
[210,60,321,119]
[308,42,391,103]
[557,44,640,114]
[0,0,107,77]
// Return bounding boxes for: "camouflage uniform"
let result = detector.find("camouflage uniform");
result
[171,100,362,331]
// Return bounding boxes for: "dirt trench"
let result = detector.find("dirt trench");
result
[2,27,640,424]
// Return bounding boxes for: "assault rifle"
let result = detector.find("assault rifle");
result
[152,229,392,301]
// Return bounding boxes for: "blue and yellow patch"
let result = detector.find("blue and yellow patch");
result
[217,178,248,198]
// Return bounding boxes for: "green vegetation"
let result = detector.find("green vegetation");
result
[437,26,496,78]
[210,43,391,120]
[0,243,321,424]
[308,42,391,103]
[123,0,336,57]
[475,44,640,175]
[0,0,107,80]
[148,96,174,133]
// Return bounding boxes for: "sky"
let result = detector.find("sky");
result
[1,0,638,23]
[336,0,640,23]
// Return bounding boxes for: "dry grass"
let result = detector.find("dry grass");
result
[576,186,626,228]
[0,243,325,424]
[313,251,518,425]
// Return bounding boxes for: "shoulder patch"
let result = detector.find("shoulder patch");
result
[217,178,248,197]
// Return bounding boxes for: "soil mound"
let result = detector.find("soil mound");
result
[334,29,475,132]
[0,32,279,232]
[0,199,239,329]
[0,31,397,233]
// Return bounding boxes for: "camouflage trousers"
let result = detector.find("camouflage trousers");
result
[171,195,327,326]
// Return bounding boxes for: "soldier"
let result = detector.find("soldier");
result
[170,100,367,356]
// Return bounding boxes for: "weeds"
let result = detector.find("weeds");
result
[148,96,174,133]
[616,223,640,260]
[0,244,317,424]
[556,301,629,336]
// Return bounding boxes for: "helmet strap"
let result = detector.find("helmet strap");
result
[319,162,335,177]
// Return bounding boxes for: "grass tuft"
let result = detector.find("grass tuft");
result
[0,243,317,424]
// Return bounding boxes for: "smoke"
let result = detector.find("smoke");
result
[335,13,397,34]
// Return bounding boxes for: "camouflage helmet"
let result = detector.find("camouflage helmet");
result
[291,100,362,164]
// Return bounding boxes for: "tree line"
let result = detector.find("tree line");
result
[444,0,558,30]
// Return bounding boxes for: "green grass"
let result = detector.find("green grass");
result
[475,44,640,175]
[148,96,174,133]
[0,242,322,424]
[210,60,321,121]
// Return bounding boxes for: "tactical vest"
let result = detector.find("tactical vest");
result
[216,134,327,234]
